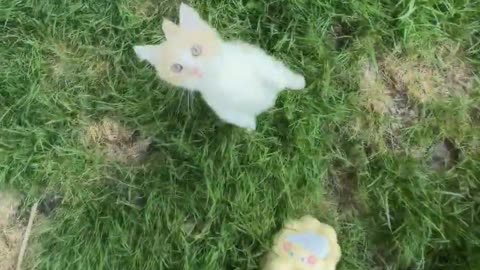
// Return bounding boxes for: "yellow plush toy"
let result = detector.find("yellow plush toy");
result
[263,215,341,270]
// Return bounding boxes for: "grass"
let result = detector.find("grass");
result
[1,0,480,269]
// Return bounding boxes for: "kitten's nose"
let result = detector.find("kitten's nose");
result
[191,67,202,78]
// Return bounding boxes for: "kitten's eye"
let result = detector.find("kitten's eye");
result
[171,63,183,73]
[191,45,202,56]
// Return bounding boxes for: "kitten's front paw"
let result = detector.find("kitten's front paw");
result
[245,128,255,133]
[244,121,256,131]
[239,118,256,131]
[289,74,306,90]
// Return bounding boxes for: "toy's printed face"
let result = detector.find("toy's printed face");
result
[281,232,330,267]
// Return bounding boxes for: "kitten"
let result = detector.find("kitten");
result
[134,3,305,130]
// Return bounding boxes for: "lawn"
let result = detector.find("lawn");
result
[1,0,480,269]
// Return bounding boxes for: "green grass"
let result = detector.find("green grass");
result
[1,0,480,269]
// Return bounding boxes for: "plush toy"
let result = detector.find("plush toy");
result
[263,215,341,270]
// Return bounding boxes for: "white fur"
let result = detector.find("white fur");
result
[179,3,209,31]
[194,42,305,130]
[135,3,305,130]
[134,45,161,62]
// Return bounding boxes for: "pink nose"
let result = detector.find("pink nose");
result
[191,67,202,78]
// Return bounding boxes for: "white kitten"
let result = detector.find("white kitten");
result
[134,3,305,130]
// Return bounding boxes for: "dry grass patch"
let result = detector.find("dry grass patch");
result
[360,44,474,114]
[0,191,23,270]
[84,118,152,164]
[359,61,393,115]
[49,43,73,80]
[357,60,417,151]
[0,191,50,270]
[47,43,110,83]
[120,0,182,20]
[130,0,159,18]
[381,46,474,102]
[357,43,475,151]
[359,59,418,130]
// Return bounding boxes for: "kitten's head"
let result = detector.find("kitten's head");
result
[134,3,221,90]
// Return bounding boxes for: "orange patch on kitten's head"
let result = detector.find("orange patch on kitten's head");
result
[134,3,222,89]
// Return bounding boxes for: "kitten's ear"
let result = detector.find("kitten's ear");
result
[179,3,209,31]
[134,45,161,65]
[162,19,179,39]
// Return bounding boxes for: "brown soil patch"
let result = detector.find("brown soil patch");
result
[327,166,367,218]
[0,191,22,270]
[84,118,152,164]
[331,23,354,50]
[429,139,460,171]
